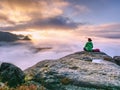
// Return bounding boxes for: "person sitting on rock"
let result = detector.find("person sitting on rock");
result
[84,38,93,52]
[84,38,100,52]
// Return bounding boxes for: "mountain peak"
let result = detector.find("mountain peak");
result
[24,51,120,90]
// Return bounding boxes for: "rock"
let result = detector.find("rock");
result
[0,31,31,42]
[60,51,112,61]
[0,82,5,87]
[113,56,120,65]
[0,62,25,87]
[22,36,31,40]
[25,51,120,90]
[0,31,19,42]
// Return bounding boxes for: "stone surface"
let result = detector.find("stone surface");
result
[25,51,120,90]
[113,56,120,66]
[60,51,112,61]
[0,62,25,87]
[23,36,31,40]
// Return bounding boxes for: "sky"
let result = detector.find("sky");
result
[0,0,120,70]
[0,0,120,39]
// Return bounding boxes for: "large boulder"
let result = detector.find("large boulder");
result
[113,56,120,66]
[25,51,120,90]
[0,62,25,87]
[60,51,112,61]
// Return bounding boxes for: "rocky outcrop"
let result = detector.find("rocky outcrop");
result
[25,51,120,90]
[113,56,120,66]
[0,62,25,87]
[0,31,19,42]
[22,36,31,40]
[0,31,31,42]
[60,51,112,61]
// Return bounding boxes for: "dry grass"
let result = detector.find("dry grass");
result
[61,78,71,85]
[0,84,46,90]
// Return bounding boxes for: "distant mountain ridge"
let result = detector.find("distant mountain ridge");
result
[0,31,31,42]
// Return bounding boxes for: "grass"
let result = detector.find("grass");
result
[0,84,46,90]
[61,78,71,85]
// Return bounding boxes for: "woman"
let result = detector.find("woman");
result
[84,38,93,52]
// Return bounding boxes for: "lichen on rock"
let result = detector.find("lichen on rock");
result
[24,51,120,90]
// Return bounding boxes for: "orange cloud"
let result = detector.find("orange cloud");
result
[0,14,15,25]
[0,0,68,24]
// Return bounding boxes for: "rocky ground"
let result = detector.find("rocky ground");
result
[24,51,120,90]
[0,51,120,90]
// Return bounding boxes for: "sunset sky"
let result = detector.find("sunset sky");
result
[0,0,120,41]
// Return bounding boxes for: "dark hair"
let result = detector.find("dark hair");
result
[88,38,92,41]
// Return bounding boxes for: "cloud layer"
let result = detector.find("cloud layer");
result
[78,23,120,39]
[0,36,120,70]
[0,0,71,29]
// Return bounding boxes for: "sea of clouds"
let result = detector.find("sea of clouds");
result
[0,37,120,70]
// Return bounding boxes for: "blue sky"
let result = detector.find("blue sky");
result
[64,0,120,24]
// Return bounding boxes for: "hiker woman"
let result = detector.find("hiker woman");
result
[84,38,93,52]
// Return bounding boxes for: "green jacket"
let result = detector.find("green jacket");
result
[84,41,93,51]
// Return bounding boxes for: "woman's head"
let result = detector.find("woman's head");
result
[88,38,92,41]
